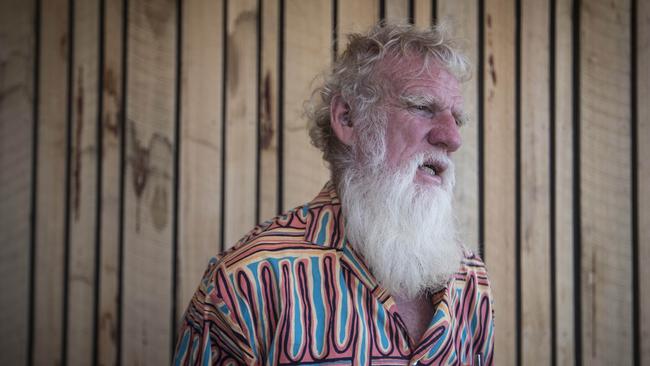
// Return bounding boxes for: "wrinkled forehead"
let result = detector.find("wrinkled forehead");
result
[376,53,461,97]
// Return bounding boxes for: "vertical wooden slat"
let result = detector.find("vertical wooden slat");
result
[283,0,332,210]
[580,0,632,364]
[384,0,408,23]
[554,0,576,363]
[413,0,432,28]
[223,0,258,247]
[520,0,551,363]
[438,0,479,252]
[66,0,100,363]
[259,0,280,221]
[639,0,650,362]
[96,0,123,363]
[122,0,176,363]
[482,0,516,363]
[177,0,223,320]
[0,0,35,364]
[32,0,69,364]
[337,0,378,55]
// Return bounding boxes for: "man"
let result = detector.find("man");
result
[174,23,494,365]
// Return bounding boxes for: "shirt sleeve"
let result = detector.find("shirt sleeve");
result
[473,258,495,366]
[173,258,255,366]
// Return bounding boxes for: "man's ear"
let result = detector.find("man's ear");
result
[330,95,355,146]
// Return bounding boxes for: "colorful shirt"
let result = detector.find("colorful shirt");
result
[174,182,494,365]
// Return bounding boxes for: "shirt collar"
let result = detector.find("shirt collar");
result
[302,181,391,302]
[302,181,346,250]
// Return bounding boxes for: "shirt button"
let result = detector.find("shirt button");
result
[411,361,418,366]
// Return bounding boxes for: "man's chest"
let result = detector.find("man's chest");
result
[227,257,485,365]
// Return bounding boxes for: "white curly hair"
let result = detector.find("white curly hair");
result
[307,22,470,185]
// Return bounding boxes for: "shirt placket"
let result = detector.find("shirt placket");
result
[338,244,457,365]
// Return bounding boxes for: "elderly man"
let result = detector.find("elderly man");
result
[174,23,494,365]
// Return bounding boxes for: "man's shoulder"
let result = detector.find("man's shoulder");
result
[215,200,342,273]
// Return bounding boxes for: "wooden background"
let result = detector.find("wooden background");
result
[0,0,648,365]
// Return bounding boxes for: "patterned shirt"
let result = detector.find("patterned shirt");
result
[174,182,494,365]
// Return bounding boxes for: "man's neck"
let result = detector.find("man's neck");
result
[393,293,435,343]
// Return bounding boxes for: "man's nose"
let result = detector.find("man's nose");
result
[427,110,462,153]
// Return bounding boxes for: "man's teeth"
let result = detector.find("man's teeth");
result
[419,165,437,176]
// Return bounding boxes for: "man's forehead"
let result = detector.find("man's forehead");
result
[378,54,459,90]
[375,55,461,105]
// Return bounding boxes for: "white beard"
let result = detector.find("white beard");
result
[339,151,463,299]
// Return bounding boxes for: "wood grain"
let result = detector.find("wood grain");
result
[177,0,223,322]
[520,0,551,363]
[554,0,576,363]
[223,0,258,247]
[337,0,378,56]
[121,0,176,363]
[66,1,100,364]
[283,0,332,210]
[438,0,479,252]
[259,0,280,221]
[639,0,650,363]
[384,0,409,24]
[580,0,632,364]
[482,0,516,363]
[32,0,69,364]
[413,0,432,28]
[0,0,34,363]
[96,0,124,363]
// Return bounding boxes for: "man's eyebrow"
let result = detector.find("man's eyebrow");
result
[399,94,469,125]
[398,93,441,107]
[399,94,470,126]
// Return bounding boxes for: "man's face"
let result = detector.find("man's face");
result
[380,56,463,188]
[338,56,465,297]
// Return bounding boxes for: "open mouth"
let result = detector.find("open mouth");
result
[418,160,446,178]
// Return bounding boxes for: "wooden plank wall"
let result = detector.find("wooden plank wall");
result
[554,0,576,363]
[639,1,650,363]
[482,1,517,363]
[0,0,648,365]
[580,1,633,364]
[0,0,34,363]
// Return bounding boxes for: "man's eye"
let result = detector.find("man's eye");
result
[454,114,468,127]
[409,105,433,114]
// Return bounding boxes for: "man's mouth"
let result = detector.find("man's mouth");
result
[418,160,446,177]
